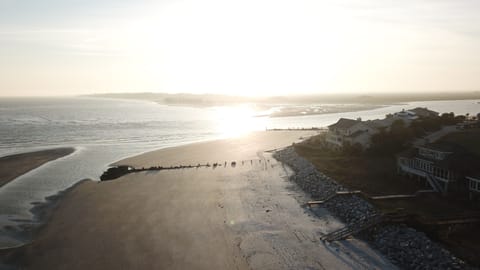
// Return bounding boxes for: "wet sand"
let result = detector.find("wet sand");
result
[0,148,75,187]
[4,131,395,269]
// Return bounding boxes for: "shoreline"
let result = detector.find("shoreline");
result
[113,130,318,168]
[1,129,472,269]
[0,130,394,270]
[0,179,91,251]
[0,148,75,188]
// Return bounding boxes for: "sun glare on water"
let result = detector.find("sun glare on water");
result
[212,105,265,138]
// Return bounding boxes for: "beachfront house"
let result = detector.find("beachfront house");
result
[325,107,440,151]
[326,118,378,149]
[457,113,480,129]
[397,143,461,194]
[409,107,440,118]
[397,143,477,195]
[393,109,418,122]
[391,107,439,126]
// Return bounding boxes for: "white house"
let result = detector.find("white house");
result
[397,143,465,194]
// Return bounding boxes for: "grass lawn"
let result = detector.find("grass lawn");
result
[294,142,423,196]
[439,128,480,156]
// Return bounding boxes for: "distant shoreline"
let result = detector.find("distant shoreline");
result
[84,91,480,108]
[0,148,75,188]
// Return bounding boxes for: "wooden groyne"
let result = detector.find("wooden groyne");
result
[100,159,268,181]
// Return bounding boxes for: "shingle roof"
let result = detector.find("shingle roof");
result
[397,148,417,158]
[328,118,359,130]
[364,118,396,129]
[415,142,479,171]
[418,142,463,153]
[409,107,439,117]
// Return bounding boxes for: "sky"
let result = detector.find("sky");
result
[0,0,479,97]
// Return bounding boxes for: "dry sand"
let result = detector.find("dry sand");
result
[0,148,75,187]
[114,131,315,168]
[5,131,395,269]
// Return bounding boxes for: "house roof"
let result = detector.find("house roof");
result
[467,174,480,181]
[397,148,417,158]
[409,107,439,117]
[328,118,360,130]
[417,142,462,153]
[364,118,397,129]
[430,152,479,172]
[414,142,479,172]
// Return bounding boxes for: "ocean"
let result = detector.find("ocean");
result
[0,97,479,247]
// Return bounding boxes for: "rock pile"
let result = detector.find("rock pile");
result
[274,146,471,270]
[323,195,378,226]
[273,147,341,199]
[274,147,377,225]
[371,225,468,270]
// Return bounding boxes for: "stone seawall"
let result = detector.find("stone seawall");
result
[273,146,469,270]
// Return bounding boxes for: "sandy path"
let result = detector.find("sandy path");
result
[8,131,395,269]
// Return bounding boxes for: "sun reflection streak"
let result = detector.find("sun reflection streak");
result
[212,105,266,138]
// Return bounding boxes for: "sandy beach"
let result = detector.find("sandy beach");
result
[3,131,395,269]
[0,148,75,188]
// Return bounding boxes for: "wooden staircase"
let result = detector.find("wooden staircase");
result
[425,173,444,193]
[320,214,384,242]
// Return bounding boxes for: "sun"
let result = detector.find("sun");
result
[212,105,266,138]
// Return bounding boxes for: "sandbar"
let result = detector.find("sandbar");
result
[0,148,75,187]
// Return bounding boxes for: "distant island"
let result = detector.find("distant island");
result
[86,91,480,106]
[86,91,480,118]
